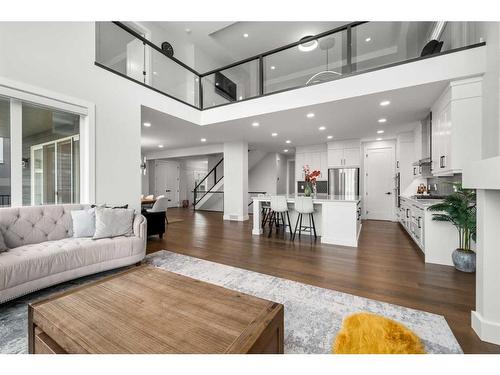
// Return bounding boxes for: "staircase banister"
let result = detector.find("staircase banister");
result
[194,158,223,191]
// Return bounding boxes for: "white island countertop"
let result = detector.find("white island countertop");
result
[253,194,361,203]
[252,194,362,247]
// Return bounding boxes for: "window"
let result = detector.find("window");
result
[0,80,93,208]
[22,103,80,205]
[0,98,11,207]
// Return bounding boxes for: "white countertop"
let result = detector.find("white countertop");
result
[400,195,444,208]
[253,194,360,203]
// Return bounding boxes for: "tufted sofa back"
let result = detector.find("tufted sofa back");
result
[0,204,89,249]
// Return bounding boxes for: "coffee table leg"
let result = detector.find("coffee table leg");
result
[28,304,35,354]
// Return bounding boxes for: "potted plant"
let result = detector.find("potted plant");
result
[302,165,321,197]
[427,183,476,273]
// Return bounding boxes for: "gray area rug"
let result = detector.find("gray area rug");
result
[0,250,462,354]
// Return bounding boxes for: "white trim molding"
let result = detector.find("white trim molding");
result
[0,76,96,206]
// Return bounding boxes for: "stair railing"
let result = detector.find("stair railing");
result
[193,158,224,209]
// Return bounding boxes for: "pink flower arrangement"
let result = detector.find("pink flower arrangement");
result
[303,165,321,185]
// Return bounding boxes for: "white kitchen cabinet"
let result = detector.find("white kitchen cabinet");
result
[431,77,482,176]
[343,147,361,166]
[327,139,361,168]
[327,148,344,168]
[295,144,328,181]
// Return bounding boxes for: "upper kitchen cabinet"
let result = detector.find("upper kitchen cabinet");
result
[295,144,328,181]
[431,77,482,176]
[327,139,361,168]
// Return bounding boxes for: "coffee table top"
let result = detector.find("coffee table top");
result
[30,266,283,354]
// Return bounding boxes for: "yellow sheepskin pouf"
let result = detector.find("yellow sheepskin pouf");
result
[333,312,425,354]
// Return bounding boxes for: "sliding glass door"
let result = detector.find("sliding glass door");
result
[30,136,80,205]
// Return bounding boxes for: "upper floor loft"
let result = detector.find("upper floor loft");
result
[95,21,486,117]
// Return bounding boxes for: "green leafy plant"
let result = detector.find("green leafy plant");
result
[427,183,476,251]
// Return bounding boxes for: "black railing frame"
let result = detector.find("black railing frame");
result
[99,22,486,112]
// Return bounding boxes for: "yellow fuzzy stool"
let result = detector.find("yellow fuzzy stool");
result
[333,312,425,354]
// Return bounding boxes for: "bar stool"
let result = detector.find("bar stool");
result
[292,196,317,241]
[258,194,272,228]
[268,196,292,238]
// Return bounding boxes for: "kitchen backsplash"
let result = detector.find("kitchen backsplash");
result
[426,174,462,196]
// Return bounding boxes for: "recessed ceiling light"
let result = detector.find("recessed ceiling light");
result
[298,36,318,52]
[378,118,387,123]
[285,140,291,144]
[306,113,315,118]
[376,138,383,141]
[200,138,207,142]
[252,122,259,127]
[143,122,151,127]
[185,28,191,33]
[318,126,326,131]
[271,132,278,137]
[270,65,276,70]
[283,149,289,153]
[158,144,164,148]
[327,135,333,139]
[243,33,249,38]
[380,100,391,106]
[365,37,372,42]
[153,71,158,76]
[377,130,384,134]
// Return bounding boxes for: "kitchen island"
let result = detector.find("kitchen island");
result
[252,194,362,247]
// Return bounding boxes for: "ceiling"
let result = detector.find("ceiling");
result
[141,80,448,155]
[151,21,349,72]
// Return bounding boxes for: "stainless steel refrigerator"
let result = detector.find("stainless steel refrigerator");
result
[328,168,360,196]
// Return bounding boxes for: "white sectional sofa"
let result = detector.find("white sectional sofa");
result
[0,204,146,304]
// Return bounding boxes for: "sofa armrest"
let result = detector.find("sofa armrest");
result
[133,213,147,240]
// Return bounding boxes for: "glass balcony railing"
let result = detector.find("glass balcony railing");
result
[95,21,486,111]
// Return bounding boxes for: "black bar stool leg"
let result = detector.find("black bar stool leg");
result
[268,211,275,238]
[310,213,317,239]
[286,211,292,240]
[292,214,300,240]
[298,214,302,238]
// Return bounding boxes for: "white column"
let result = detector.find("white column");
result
[464,156,500,345]
[223,141,248,221]
[9,99,23,207]
[471,189,500,344]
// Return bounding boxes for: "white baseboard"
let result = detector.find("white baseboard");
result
[252,228,263,235]
[223,214,249,221]
[472,310,500,345]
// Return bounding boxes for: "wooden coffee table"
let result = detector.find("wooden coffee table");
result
[28,266,284,354]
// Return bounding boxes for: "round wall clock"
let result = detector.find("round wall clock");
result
[161,42,174,57]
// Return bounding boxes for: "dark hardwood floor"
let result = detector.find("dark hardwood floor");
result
[147,207,500,354]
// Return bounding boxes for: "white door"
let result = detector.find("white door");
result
[126,39,145,83]
[365,147,395,221]
[155,161,180,208]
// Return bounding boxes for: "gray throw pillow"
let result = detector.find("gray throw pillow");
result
[93,207,135,240]
[71,208,96,238]
[0,230,8,253]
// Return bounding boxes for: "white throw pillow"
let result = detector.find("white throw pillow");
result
[93,207,135,239]
[71,208,96,238]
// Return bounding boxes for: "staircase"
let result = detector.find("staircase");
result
[193,158,224,211]
[193,150,270,211]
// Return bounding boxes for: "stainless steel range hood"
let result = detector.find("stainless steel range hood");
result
[413,113,432,166]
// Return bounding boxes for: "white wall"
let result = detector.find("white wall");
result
[248,152,278,196]
[480,22,500,158]
[0,22,202,210]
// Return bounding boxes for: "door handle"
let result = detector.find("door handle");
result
[385,192,392,195]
